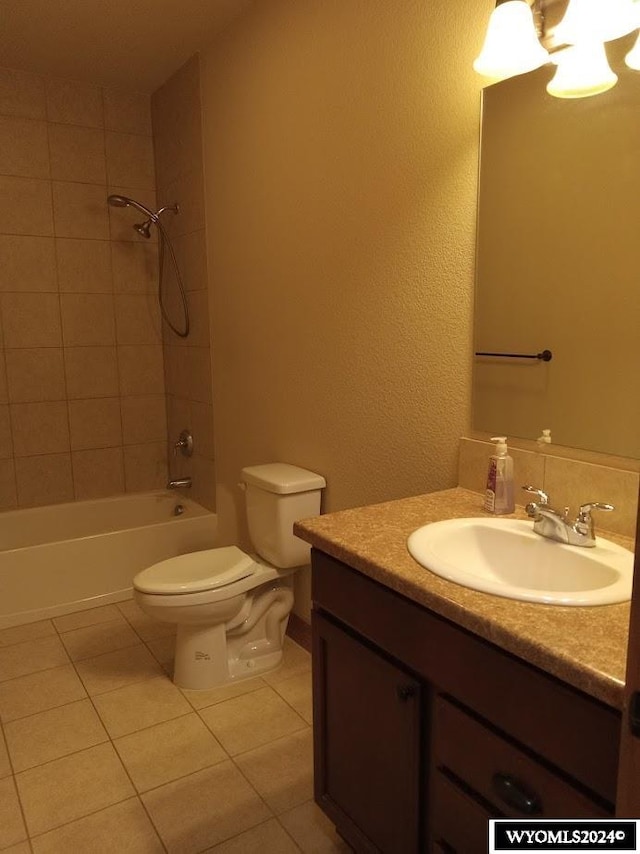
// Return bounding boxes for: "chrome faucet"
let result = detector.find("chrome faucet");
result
[522,486,613,548]
[167,477,192,490]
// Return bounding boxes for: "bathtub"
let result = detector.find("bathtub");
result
[0,491,217,630]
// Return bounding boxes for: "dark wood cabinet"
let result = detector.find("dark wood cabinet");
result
[311,549,621,853]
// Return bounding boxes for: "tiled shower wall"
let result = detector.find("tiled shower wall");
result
[152,57,216,511]
[0,67,168,509]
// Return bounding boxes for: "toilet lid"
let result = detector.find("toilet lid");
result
[133,546,257,594]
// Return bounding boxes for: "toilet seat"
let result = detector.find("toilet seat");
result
[133,546,258,595]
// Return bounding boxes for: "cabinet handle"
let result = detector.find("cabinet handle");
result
[491,772,542,815]
[396,684,417,701]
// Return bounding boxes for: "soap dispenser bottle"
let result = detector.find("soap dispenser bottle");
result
[484,436,515,515]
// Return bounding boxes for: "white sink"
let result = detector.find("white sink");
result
[407,518,634,606]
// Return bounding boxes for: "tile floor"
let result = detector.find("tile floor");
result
[0,601,351,853]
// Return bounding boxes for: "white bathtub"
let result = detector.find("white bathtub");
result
[0,491,217,630]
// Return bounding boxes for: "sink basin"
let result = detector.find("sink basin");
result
[407,518,634,606]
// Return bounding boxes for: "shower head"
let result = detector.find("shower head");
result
[107,194,130,208]
[107,194,156,221]
[134,220,153,239]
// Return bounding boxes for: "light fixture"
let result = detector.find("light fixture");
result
[473,0,550,83]
[554,0,639,46]
[546,41,618,98]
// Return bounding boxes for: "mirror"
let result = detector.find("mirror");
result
[473,43,640,459]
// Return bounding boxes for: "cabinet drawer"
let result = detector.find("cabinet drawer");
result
[434,696,611,818]
[430,771,491,854]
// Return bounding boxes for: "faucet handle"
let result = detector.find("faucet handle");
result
[522,485,549,505]
[578,502,614,519]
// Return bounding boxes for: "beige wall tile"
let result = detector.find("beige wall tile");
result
[0,404,12,458]
[52,181,109,240]
[72,447,125,500]
[123,442,168,492]
[4,698,108,771]
[49,124,107,184]
[0,116,49,179]
[0,176,53,236]
[166,394,190,442]
[56,238,112,293]
[159,170,205,237]
[121,395,167,445]
[0,777,27,849]
[30,797,164,854]
[234,729,313,815]
[141,761,271,853]
[59,618,138,662]
[209,818,301,854]
[114,713,226,793]
[111,241,157,293]
[189,346,213,403]
[1,293,62,348]
[190,401,214,460]
[0,235,57,292]
[185,289,210,347]
[192,454,216,511]
[60,293,115,346]
[106,132,155,189]
[115,293,162,344]
[45,78,103,128]
[64,346,119,399]
[68,398,122,450]
[11,401,69,456]
[0,458,17,509]
[117,345,164,396]
[163,344,185,396]
[15,453,74,506]
[0,354,7,403]
[15,742,134,836]
[107,186,157,243]
[92,675,191,738]
[0,635,69,683]
[0,664,86,723]
[151,56,200,140]
[0,68,45,119]
[75,644,162,696]
[5,348,66,403]
[0,730,9,779]
[104,89,152,136]
[174,228,208,292]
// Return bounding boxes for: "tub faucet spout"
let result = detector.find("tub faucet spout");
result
[167,478,192,489]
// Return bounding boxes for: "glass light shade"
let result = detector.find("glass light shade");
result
[554,0,639,45]
[625,30,640,69]
[546,42,618,98]
[473,1,550,83]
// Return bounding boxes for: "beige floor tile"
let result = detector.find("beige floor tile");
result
[59,619,139,661]
[0,619,55,648]
[0,729,10,777]
[181,676,267,711]
[0,636,69,683]
[114,712,227,793]
[234,729,313,815]
[279,801,353,853]
[118,599,176,641]
[15,742,135,836]
[52,604,123,633]
[145,634,176,666]
[75,643,163,696]
[2,842,32,853]
[141,760,272,854]
[262,638,311,687]
[199,686,308,757]
[272,671,313,725]
[4,698,108,771]
[93,675,191,738]
[0,664,86,722]
[204,818,299,853]
[0,776,27,848]
[30,797,164,854]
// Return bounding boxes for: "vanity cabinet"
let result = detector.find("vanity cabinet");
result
[311,549,621,854]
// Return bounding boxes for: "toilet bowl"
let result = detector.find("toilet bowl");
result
[133,464,325,691]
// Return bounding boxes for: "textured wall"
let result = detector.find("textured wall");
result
[200,0,490,561]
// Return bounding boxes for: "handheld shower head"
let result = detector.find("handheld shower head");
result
[107,194,130,208]
[107,194,156,221]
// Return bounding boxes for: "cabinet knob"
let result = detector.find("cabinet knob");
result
[491,772,542,815]
[396,684,417,701]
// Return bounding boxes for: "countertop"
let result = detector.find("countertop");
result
[294,487,635,710]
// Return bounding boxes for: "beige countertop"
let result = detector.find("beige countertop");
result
[294,487,635,710]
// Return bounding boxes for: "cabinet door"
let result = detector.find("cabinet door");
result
[313,611,423,854]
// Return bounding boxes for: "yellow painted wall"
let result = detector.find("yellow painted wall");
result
[200,0,490,562]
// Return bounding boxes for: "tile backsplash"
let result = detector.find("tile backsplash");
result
[459,437,639,539]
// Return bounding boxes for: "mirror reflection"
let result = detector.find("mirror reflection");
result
[473,48,640,459]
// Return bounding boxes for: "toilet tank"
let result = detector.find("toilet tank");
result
[240,463,326,568]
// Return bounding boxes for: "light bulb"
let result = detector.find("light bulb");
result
[555,0,638,45]
[473,0,550,83]
[547,42,618,98]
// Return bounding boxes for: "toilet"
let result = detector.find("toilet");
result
[133,463,326,690]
